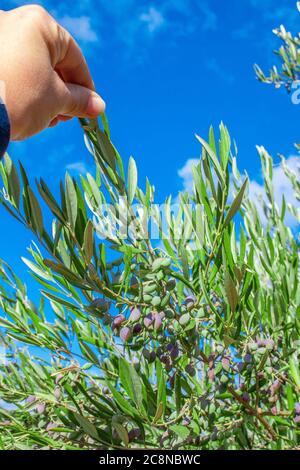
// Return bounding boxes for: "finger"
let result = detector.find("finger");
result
[49,117,59,128]
[54,25,94,91]
[49,115,73,128]
[53,77,105,118]
[57,115,73,122]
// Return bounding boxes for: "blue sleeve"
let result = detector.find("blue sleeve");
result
[0,101,10,159]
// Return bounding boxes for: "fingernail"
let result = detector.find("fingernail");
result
[87,93,106,116]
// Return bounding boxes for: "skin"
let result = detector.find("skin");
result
[0,5,105,141]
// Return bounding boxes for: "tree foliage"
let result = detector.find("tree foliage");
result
[0,12,299,451]
[255,2,300,92]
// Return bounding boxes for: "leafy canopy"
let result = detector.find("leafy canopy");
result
[0,7,299,451]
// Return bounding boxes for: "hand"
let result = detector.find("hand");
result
[0,5,105,141]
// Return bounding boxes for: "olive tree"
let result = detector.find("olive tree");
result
[0,9,299,451]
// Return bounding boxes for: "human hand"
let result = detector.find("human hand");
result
[0,5,105,141]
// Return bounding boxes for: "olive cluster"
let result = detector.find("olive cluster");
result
[109,295,203,377]
[236,337,289,413]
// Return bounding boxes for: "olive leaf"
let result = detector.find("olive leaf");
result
[119,357,144,411]
[225,177,248,226]
[127,156,138,204]
[224,271,238,312]
[65,173,78,229]
[83,220,94,263]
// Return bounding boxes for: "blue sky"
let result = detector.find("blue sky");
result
[1,0,300,297]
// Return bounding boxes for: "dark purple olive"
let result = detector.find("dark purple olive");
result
[142,349,156,363]
[120,327,132,342]
[185,364,196,377]
[244,353,252,364]
[112,314,125,329]
[160,354,170,365]
[242,392,250,403]
[170,344,179,360]
[148,351,156,363]
[133,323,142,335]
[128,428,141,442]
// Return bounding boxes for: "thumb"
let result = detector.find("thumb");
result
[55,80,106,118]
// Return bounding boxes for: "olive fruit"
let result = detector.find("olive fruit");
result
[120,327,132,342]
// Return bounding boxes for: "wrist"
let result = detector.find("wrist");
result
[0,92,11,158]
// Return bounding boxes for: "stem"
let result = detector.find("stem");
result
[197,347,277,441]
[153,401,191,428]
[227,386,277,440]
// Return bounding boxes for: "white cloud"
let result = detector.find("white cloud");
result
[178,158,199,191]
[140,7,165,33]
[7,0,218,58]
[248,155,300,227]
[66,161,89,175]
[178,154,300,227]
[59,15,97,42]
